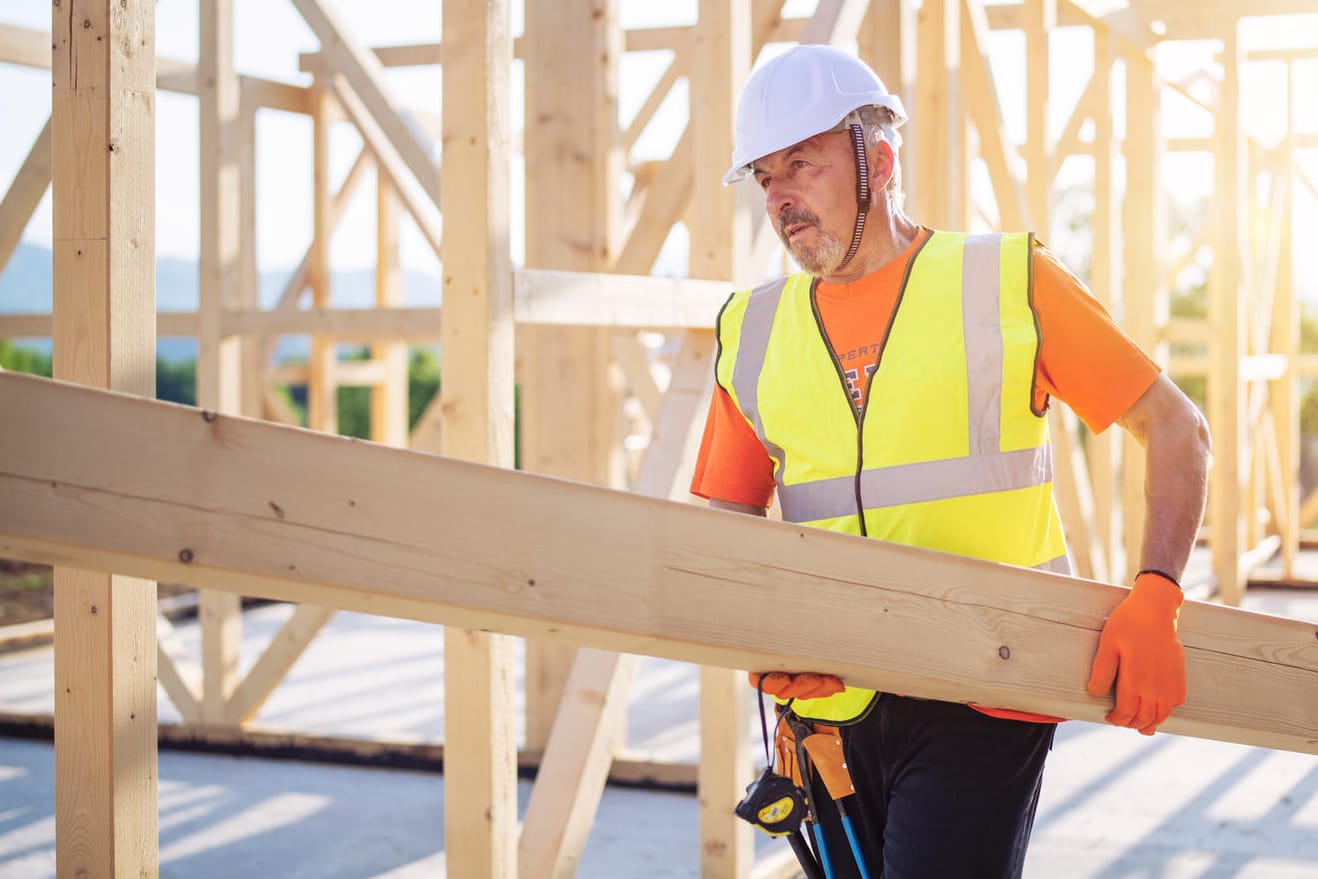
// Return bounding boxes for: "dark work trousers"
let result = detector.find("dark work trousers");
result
[802,695,1056,879]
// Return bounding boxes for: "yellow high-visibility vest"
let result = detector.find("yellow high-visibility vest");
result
[716,231,1070,724]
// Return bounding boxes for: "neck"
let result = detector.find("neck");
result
[817,202,921,285]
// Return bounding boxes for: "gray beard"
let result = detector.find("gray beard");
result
[788,229,845,276]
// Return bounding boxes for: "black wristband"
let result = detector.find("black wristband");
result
[1137,569,1181,589]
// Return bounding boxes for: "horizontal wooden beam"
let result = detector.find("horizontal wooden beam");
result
[0,269,730,341]
[294,28,702,71]
[2,372,1316,753]
[0,24,307,113]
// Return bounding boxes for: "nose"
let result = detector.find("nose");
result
[764,179,794,218]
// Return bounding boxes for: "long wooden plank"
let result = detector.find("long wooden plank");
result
[49,1,158,874]
[2,373,1316,753]
[0,116,52,273]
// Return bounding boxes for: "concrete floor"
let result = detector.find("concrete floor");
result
[1,587,1316,877]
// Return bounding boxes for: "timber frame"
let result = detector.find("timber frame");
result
[1,1,1317,875]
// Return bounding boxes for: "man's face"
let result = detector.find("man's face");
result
[750,131,855,276]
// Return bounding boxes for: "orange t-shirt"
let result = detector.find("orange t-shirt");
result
[690,229,1160,507]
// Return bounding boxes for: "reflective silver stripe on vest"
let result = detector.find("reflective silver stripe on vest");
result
[1034,554,1072,575]
[778,444,1053,521]
[963,235,1003,457]
[731,278,791,477]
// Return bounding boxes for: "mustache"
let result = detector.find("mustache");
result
[776,207,822,238]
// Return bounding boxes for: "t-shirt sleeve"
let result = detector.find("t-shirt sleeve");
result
[689,386,776,507]
[1032,243,1161,434]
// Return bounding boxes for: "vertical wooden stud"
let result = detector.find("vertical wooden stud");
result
[1023,0,1053,234]
[239,81,264,421]
[51,1,158,874]
[1122,48,1167,578]
[1088,29,1125,584]
[372,177,409,448]
[692,1,754,876]
[441,0,518,874]
[1274,63,1298,578]
[914,0,960,227]
[520,0,625,754]
[1210,23,1247,604]
[308,77,337,434]
[197,0,245,724]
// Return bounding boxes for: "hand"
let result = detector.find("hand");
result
[748,671,845,700]
[1086,571,1187,735]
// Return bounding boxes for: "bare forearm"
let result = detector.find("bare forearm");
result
[1119,375,1212,582]
[1139,417,1210,581]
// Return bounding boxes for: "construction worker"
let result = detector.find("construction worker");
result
[691,45,1211,878]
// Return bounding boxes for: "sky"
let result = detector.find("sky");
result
[0,0,1315,294]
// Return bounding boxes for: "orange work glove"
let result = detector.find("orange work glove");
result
[748,671,845,700]
[1086,570,1186,735]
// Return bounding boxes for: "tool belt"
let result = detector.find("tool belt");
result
[775,713,855,801]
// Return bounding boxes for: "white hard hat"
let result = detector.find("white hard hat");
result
[723,45,908,185]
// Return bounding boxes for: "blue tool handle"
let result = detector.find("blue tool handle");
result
[811,822,837,879]
[840,814,874,879]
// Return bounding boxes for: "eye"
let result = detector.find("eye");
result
[792,159,809,170]
[756,175,770,189]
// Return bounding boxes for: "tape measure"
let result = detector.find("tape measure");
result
[735,767,809,836]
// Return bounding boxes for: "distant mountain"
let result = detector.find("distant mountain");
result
[0,242,442,362]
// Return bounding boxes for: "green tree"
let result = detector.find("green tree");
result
[0,340,52,377]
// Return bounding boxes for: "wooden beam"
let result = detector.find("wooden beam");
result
[3,373,1317,753]
[0,269,734,346]
[0,116,52,274]
[1210,26,1248,606]
[960,0,1027,230]
[155,612,203,726]
[914,0,961,227]
[1023,0,1054,234]
[198,0,245,725]
[49,0,158,874]
[1122,47,1167,583]
[288,0,441,207]
[226,604,337,724]
[518,648,638,879]
[441,0,517,873]
[691,2,755,873]
[1274,69,1299,578]
[519,0,626,765]
[371,179,410,448]
[1088,30,1125,584]
[325,73,443,258]
[0,23,310,112]
[307,80,337,435]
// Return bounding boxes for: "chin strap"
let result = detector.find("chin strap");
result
[835,123,872,272]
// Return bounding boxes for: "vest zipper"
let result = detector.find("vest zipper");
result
[808,278,868,537]
[806,231,933,537]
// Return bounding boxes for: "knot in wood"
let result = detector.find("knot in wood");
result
[178,548,194,564]
[998,645,1011,660]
